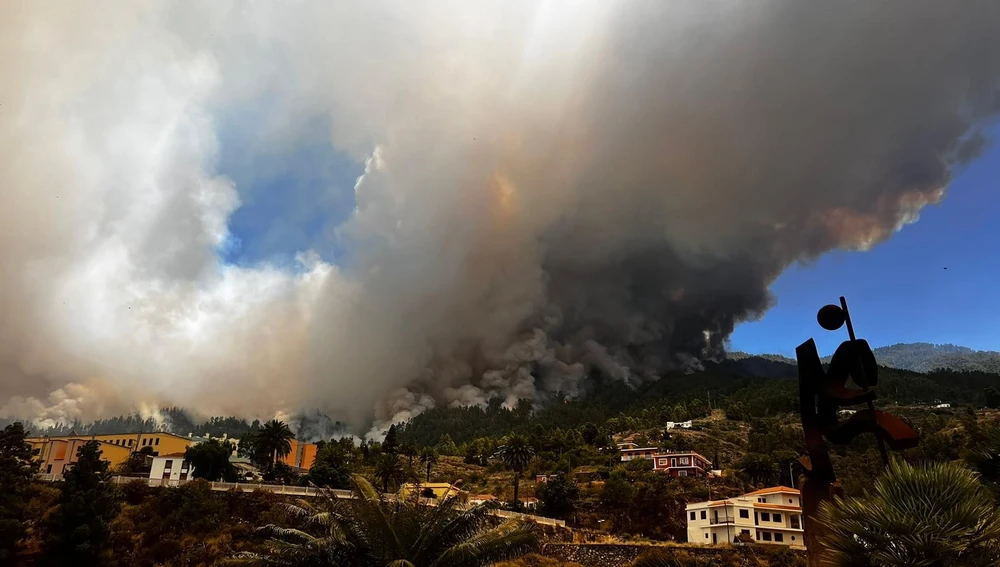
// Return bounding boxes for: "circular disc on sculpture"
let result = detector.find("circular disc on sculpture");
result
[817,304,846,331]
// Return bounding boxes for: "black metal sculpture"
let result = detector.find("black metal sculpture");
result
[796,297,919,565]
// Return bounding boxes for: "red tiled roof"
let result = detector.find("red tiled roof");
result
[745,486,799,496]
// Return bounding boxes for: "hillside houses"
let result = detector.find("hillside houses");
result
[616,442,714,478]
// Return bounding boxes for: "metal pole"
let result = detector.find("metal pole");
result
[839,296,889,466]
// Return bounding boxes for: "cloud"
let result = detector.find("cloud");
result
[1,1,998,433]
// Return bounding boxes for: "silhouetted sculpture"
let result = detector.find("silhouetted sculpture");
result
[796,297,919,566]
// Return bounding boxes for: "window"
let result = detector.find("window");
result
[788,499,793,504]
[758,497,765,503]
[128,439,134,446]
[774,533,784,542]
[32,448,40,456]
[712,533,717,544]
[739,509,749,518]
[791,515,800,529]
[741,529,750,536]
[791,536,796,541]
[690,511,696,520]
[761,512,770,522]
[659,458,668,466]
[705,533,709,539]
[46,464,52,474]
[762,532,772,541]
[155,438,160,445]
[773,513,782,522]
[701,511,707,520]
[164,459,173,470]
[678,470,687,477]
[680,457,689,465]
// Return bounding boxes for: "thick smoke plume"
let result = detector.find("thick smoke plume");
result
[1,1,999,433]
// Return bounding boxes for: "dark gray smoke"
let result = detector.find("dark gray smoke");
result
[0,1,998,434]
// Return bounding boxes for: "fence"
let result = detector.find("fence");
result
[36,474,565,527]
[111,476,355,498]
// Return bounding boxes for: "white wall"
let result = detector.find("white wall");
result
[149,456,194,481]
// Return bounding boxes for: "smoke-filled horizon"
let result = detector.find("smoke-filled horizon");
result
[2,1,999,435]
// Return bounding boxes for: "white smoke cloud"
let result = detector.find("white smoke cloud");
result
[1,1,999,433]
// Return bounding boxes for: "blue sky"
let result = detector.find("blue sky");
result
[730,133,1000,356]
[217,113,999,358]
[216,108,358,269]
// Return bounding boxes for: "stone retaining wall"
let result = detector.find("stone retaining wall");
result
[541,543,806,567]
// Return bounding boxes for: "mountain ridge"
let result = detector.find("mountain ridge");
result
[729,342,1000,374]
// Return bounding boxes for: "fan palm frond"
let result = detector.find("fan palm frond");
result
[818,459,1000,567]
[231,472,539,566]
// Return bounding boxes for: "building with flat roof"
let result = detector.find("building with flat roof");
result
[686,486,804,549]
[149,453,194,482]
[29,436,132,476]
[29,431,194,457]
[399,483,467,500]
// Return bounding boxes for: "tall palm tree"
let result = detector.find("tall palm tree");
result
[495,434,534,510]
[258,420,296,468]
[227,475,538,567]
[818,459,1000,566]
[372,452,405,493]
[401,442,418,469]
[419,448,438,483]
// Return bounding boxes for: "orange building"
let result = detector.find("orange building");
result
[279,439,318,470]
[30,437,131,476]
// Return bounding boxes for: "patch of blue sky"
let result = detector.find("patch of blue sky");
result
[213,99,363,272]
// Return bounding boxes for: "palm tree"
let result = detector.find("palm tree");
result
[818,459,1000,566]
[258,420,296,468]
[401,442,418,469]
[227,475,538,566]
[372,452,405,493]
[419,448,438,483]
[495,434,534,510]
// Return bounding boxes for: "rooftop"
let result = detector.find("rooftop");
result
[745,486,799,496]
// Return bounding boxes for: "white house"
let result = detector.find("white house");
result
[686,486,804,549]
[149,452,194,482]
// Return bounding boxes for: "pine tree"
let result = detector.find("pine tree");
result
[382,424,399,454]
[0,423,35,562]
[43,441,120,567]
